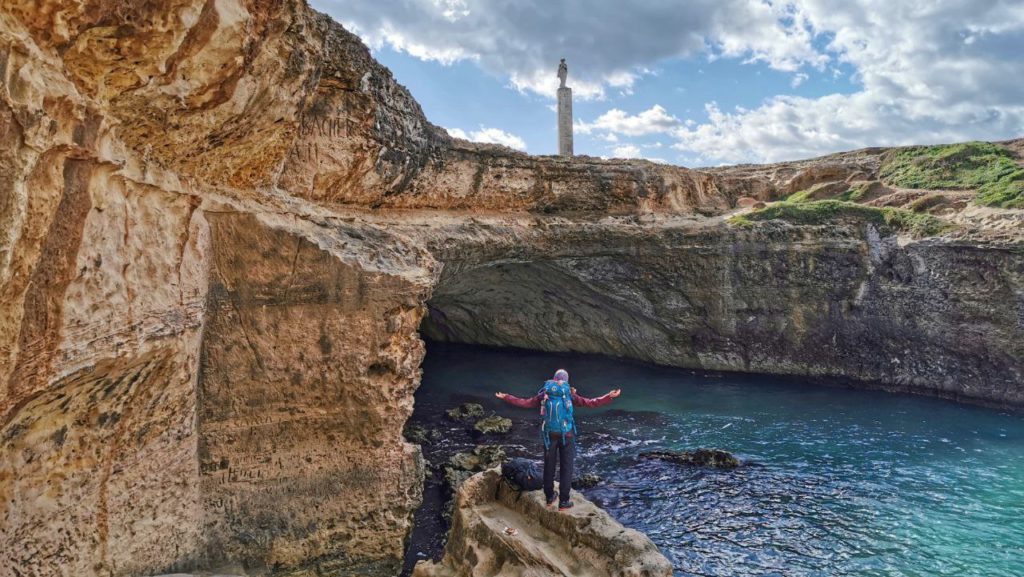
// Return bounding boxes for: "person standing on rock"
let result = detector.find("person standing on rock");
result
[495,369,620,511]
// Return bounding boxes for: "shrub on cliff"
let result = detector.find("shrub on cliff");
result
[879,141,1024,208]
[975,175,1024,209]
[731,200,952,237]
[784,181,869,204]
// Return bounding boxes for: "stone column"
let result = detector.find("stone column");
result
[558,86,573,157]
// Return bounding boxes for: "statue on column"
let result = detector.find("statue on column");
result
[556,58,572,156]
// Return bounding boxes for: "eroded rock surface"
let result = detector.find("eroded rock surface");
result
[413,468,672,577]
[0,1,437,572]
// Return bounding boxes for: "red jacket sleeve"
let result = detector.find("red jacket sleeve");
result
[572,390,614,408]
[501,392,543,409]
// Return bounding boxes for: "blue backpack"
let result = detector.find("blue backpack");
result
[540,380,576,447]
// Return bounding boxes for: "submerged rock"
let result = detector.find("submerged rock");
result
[572,472,603,489]
[641,448,741,469]
[446,403,485,422]
[473,415,513,435]
[413,468,672,577]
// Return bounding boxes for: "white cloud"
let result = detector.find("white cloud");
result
[612,144,642,159]
[674,92,1024,165]
[434,0,469,22]
[319,0,1024,163]
[318,0,827,99]
[607,144,666,163]
[577,105,682,137]
[669,0,1024,164]
[446,126,527,151]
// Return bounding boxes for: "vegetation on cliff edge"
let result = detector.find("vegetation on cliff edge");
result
[879,141,1024,208]
[730,200,953,237]
[784,182,871,204]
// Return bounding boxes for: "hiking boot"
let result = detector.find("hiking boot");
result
[545,495,557,508]
[558,500,574,511]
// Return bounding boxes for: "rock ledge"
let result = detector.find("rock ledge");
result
[414,468,672,577]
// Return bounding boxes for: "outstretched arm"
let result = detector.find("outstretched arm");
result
[571,388,621,408]
[495,391,543,409]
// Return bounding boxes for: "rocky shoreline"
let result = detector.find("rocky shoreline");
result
[400,390,747,575]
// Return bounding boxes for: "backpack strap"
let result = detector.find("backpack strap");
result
[539,383,548,448]
[559,382,570,446]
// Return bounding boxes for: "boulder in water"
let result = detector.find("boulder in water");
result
[640,448,740,469]
[473,415,513,435]
[413,468,672,577]
[404,423,442,445]
[446,403,485,422]
[572,472,602,489]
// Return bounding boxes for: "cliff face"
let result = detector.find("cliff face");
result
[1,1,435,573]
[0,0,1021,575]
[197,212,429,574]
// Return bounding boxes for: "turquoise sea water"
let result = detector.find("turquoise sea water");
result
[414,342,1024,577]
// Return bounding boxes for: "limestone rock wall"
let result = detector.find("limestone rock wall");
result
[0,77,210,574]
[197,212,429,574]
[1,1,437,574]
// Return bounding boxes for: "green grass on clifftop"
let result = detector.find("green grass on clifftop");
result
[879,141,1024,208]
[784,182,870,204]
[730,200,953,237]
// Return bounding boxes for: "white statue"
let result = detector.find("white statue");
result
[557,58,568,89]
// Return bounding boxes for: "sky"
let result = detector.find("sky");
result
[311,0,1024,167]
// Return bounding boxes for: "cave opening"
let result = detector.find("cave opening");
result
[418,257,681,363]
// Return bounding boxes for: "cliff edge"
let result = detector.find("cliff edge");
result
[413,468,672,577]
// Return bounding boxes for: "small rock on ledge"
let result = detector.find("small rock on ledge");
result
[414,468,672,577]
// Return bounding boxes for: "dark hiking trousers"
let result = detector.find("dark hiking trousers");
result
[543,432,575,504]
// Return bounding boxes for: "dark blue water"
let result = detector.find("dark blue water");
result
[413,342,1024,577]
